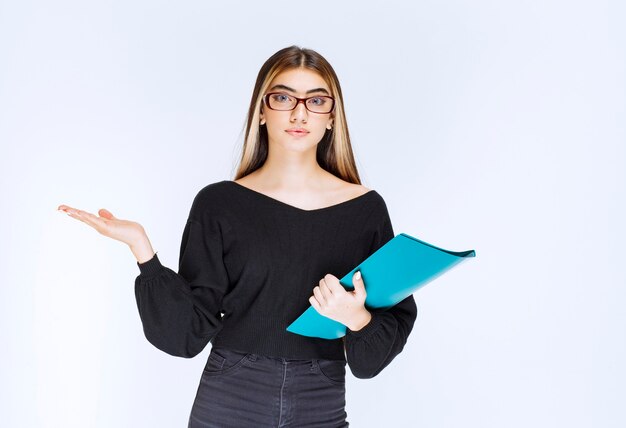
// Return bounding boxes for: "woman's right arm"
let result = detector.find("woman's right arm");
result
[133,216,230,358]
[129,232,157,264]
[58,198,230,359]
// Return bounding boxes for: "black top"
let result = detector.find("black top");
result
[135,180,417,379]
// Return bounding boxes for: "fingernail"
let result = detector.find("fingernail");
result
[355,271,361,280]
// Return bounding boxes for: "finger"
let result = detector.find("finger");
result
[98,208,115,220]
[64,208,107,231]
[309,296,322,313]
[58,205,88,220]
[352,271,366,297]
[76,209,109,229]
[319,277,333,298]
[313,286,326,306]
[57,205,77,214]
[58,206,82,219]
[323,274,345,294]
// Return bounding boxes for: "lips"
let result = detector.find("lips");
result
[285,128,310,137]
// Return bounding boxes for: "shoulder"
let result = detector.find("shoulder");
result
[351,183,372,198]
[330,175,387,207]
[187,180,232,219]
[350,182,386,209]
[329,175,372,200]
[334,180,390,227]
[192,180,232,203]
[195,180,231,198]
[359,185,390,224]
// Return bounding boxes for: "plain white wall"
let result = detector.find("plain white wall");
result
[1,0,624,427]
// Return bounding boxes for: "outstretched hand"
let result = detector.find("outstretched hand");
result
[57,204,145,247]
[309,270,372,331]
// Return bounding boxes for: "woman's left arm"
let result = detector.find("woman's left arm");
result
[344,294,417,379]
[343,192,418,379]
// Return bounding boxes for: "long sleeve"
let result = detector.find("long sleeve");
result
[344,202,418,379]
[134,197,230,358]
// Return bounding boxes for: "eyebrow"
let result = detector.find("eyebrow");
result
[269,84,330,95]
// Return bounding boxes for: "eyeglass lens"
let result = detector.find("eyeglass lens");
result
[267,93,333,113]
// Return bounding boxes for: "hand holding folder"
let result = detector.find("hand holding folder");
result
[286,233,476,339]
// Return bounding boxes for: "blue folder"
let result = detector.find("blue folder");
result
[286,232,476,339]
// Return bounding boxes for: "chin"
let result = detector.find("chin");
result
[275,138,320,152]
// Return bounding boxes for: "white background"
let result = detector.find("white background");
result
[1,1,624,427]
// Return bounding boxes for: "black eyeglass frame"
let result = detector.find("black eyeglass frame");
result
[263,92,336,114]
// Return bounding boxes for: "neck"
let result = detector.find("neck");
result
[254,142,327,191]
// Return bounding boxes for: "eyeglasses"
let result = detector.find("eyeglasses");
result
[263,92,335,114]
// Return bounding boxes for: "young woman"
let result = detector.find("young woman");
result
[58,46,418,427]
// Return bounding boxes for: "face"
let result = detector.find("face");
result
[259,67,334,152]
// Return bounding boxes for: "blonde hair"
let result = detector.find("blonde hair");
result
[233,45,362,184]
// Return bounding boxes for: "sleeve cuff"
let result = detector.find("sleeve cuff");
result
[346,311,384,339]
[136,252,164,277]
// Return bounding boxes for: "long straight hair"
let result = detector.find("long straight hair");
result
[233,46,362,184]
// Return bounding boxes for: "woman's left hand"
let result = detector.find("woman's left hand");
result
[309,271,372,331]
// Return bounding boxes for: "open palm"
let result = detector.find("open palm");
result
[57,204,145,246]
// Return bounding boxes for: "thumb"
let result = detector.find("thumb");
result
[98,208,116,220]
[352,270,366,297]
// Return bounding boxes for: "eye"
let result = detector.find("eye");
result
[272,93,292,103]
[308,97,326,106]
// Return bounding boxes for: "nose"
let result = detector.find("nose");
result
[290,99,308,122]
